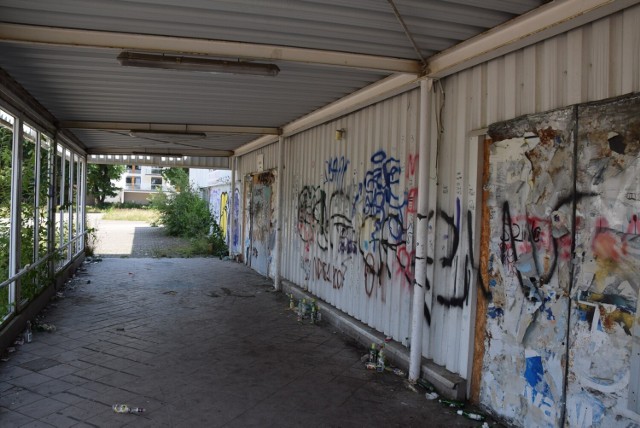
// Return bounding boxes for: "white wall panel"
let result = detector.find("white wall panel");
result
[280,91,420,345]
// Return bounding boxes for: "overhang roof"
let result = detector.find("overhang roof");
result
[0,0,629,166]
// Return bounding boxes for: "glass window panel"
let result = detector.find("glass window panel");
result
[0,110,14,318]
[20,125,38,303]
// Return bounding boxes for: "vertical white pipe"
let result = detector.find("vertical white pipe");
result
[229,156,236,256]
[409,79,432,382]
[273,136,285,291]
[8,117,23,307]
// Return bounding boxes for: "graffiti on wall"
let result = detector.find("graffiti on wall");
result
[295,149,420,303]
[482,95,640,428]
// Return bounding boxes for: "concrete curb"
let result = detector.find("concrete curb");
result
[281,280,466,400]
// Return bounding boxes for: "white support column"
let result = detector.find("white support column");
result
[8,117,23,308]
[47,137,57,276]
[33,130,42,263]
[229,156,236,256]
[273,136,285,291]
[409,79,433,382]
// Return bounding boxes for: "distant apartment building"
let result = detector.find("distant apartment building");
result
[109,164,173,204]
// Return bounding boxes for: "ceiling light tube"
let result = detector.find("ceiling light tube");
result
[117,51,280,76]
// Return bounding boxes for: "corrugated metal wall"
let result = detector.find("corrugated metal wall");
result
[281,90,420,344]
[234,4,640,403]
[431,4,640,426]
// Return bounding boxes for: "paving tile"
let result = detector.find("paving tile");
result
[20,358,61,372]
[0,387,44,410]
[14,397,69,420]
[38,363,78,379]
[18,420,56,428]
[30,378,74,396]
[39,412,83,428]
[8,372,54,389]
[0,407,35,426]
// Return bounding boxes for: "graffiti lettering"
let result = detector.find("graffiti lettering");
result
[313,257,345,289]
[324,156,350,188]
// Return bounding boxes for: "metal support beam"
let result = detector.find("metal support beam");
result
[0,23,422,74]
[229,156,237,256]
[60,121,280,136]
[409,79,432,382]
[8,117,24,310]
[426,0,639,78]
[273,136,285,291]
[89,148,234,157]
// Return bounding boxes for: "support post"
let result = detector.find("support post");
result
[409,79,433,382]
[273,136,285,291]
[228,156,236,256]
[8,116,23,310]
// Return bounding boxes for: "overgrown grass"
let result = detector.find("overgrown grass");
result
[101,208,159,223]
[151,236,211,258]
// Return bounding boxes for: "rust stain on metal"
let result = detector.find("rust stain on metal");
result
[471,137,491,405]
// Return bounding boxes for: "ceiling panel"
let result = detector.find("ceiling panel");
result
[0,0,545,159]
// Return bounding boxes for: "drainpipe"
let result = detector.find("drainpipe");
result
[409,78,433,382]
[229,156,236,256]
[273,136,285,291]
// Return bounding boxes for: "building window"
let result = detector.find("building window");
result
[125,176,141,190]
[151,177,163,190]
[126,164,141,173]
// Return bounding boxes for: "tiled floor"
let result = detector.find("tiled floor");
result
[1,258,495,427]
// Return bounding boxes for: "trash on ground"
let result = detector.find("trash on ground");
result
[404,381,418,393]
[417,378,435,392]
[360,353,369,363]
[56,291,64,299]
[116,327,125,331]
[365,362,377,370]
[112,404,145,414]
[7,346,16,353]
[36,323,56,332]
[295,297,321,324]
[87,280,91,284]
[13,338,24,346]
[385,367,405,377]
[385,336,392,343]
[425,392,439,400]
[439,398,465,408]
[456,409,485,421]
[482,423,490,428]
[162,290,177,295]
[24,321,33,343]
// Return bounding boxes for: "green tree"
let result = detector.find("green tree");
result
[87,164,125,205]
[161,167,189,192]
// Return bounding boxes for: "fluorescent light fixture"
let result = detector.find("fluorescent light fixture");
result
[128,130,207,140]
[117,51,280,77]
[132,151,184,158]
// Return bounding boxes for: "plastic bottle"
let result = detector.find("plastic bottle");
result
[376,349,385,372]
[368,343,378,363]
[112,404,145,413]
[289,294,295,310]
[25,321,32,343]
[310,300,317,324]
[456,409,485,421]
[439,399,465,408]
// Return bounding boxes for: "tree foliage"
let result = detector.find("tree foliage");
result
[150,183,212,238]
[87,164,125,205]
[161,167,189,192]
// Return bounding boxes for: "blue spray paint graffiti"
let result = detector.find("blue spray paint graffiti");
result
[324,156,350,188]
